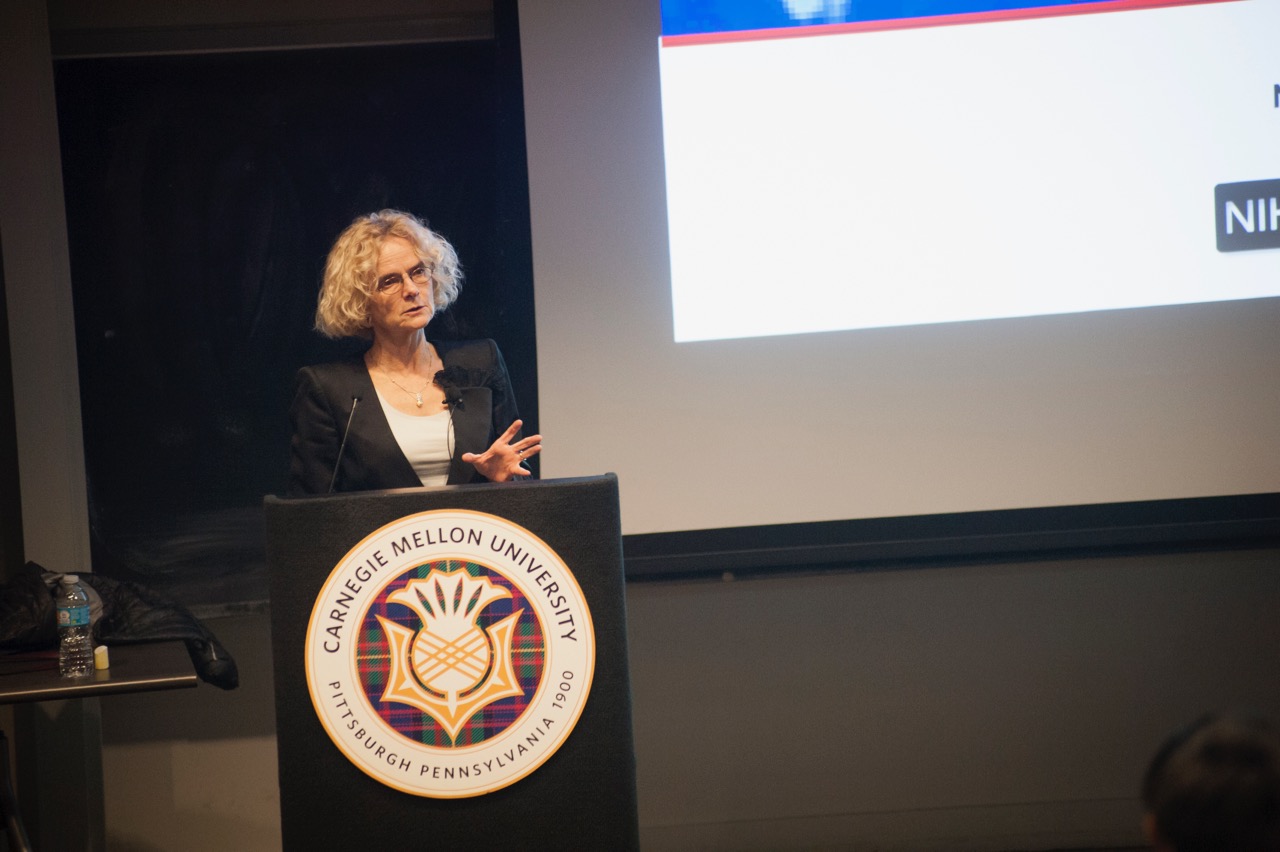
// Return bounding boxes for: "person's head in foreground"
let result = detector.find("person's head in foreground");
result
[1142,713,1280,852]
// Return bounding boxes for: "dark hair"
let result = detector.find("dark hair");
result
[1142,713,1280,852]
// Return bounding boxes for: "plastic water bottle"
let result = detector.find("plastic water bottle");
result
[56,575,94,678]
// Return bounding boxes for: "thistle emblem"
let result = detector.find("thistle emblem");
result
[376,567,525,743]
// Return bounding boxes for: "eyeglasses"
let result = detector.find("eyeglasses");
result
[373,263,434,295]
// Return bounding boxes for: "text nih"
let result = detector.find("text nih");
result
[1215,179,1280,252]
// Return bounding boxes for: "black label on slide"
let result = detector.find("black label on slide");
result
[1216,178,1280,252]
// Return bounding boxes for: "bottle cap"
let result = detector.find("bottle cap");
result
[61,574,79,584]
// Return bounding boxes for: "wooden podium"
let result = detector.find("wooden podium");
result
[264,474,639,850]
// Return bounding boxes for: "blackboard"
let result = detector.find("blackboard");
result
[55,31,535,613]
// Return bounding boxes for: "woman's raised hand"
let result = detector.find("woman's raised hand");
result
[462,420,542,482]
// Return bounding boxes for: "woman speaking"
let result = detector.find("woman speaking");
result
[288,210,540,495]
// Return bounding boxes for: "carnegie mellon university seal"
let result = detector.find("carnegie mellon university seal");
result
[304,509,595,798]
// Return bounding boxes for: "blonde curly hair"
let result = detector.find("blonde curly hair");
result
[314,209,463,339]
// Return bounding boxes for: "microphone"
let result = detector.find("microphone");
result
[444,390,463,410]
[328,396,360,494]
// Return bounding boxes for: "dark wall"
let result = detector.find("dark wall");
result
[54,32,535,608]
[0,232,25,578]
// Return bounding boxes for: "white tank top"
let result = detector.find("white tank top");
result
[375,391,454,487]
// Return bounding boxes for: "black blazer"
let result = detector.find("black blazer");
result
[287,338,521,495]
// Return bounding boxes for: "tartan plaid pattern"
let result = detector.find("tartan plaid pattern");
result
[356,559,547,748]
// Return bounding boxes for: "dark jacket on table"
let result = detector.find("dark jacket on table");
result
[287,338,519,496]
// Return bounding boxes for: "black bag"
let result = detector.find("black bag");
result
[0,561,238,690]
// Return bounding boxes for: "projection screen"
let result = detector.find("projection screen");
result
[518,0,1280,548]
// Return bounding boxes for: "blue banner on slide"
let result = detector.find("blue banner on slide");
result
[662,0,1142,38]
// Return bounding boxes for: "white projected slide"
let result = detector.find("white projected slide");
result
[660,1,1280,341]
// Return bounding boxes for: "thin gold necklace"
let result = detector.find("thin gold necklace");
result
[383,351,436,408]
